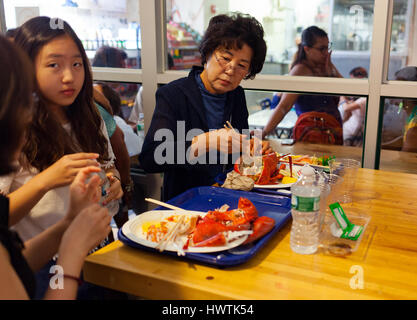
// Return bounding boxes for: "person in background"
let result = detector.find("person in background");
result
[96,82,143,157]
[262,26,343,140]
[139,13,269,201]
[94,82,140,225]
[394,66,417,153]
[0,34,111,300]
[128,54,174,129]
[92,46,139,113]
[4,16,123,299]
[92,46,127,68]
[127,85,143,129]
[338,67,368,146]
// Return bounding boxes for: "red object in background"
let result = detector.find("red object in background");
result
[210,5,216,14]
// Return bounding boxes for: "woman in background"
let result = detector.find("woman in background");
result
[262,26,343,142]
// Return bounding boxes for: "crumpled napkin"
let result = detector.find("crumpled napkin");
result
[221,171,254,191]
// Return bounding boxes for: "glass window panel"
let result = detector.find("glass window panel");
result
[93,81,143,165]
[3,0,141,69]
[379,97,417,173]
[388,0,415,80]
[166,0,374,78]
[247,90,365,162]
[93,80,142,125]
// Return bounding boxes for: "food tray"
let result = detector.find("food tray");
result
[118,186,292,267]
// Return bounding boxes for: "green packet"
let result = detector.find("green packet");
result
[328,202,364,241]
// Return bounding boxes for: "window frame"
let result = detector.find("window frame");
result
[2,0,417,171]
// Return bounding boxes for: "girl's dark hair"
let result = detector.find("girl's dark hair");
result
[96,82,122,117]
[13,16,110,171]
[0,35,35,175]
[5,28,18,39]
[292,26,328,69]
[199,13,267,80]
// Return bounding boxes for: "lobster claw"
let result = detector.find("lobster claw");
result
[242,216,275,245]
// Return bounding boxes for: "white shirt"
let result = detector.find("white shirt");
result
[128,86,143,124]
[114,115,143,156]
[0,120,115,242]
[341,97,367,141]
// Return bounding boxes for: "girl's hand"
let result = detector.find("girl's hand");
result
[60,204,112,258]
[66,166,102,222]
[38,153,100,191]
[103,172,123,205]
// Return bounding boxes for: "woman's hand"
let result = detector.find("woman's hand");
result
[38,153,100,192]
[250,138,272,156]
[324,50,335,76]
[103,171,123,205]
[66,166,102,222]
[60,204,112,259]
[210,128,247,154]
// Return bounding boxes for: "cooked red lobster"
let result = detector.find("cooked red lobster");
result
[190,197,275,247]
[234,152,288,185]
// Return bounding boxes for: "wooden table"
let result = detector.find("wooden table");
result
[84,168,417,299]
[271,140,417,173]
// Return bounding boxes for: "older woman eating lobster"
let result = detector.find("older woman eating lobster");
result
[139,13,271,201]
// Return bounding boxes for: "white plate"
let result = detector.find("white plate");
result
[121,210,249,253]
[253,164,302,189]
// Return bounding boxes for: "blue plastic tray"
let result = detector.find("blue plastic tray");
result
[118,186,291,267]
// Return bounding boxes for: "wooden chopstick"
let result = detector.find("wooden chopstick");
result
[145,198,187,212]
[145,198,191,252]
[157,215,186,252]
[226,121,234,130]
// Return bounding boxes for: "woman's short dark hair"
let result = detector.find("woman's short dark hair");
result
[199,13,267,80]
[350,67,368,78]
[0,35,35,175]
[292,26,328,69]
[394,66,417,81]
[93,46,127,68]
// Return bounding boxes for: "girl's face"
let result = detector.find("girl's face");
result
[35,35,85,111]
[200,44,252,95]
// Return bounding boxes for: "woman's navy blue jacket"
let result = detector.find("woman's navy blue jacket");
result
[138,66,249,201]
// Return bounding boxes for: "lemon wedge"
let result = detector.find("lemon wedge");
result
[282,177,297,184]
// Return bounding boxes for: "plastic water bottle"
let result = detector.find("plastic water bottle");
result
[137,112,145,140]
[92,170,120,217]
[290,165,321,254]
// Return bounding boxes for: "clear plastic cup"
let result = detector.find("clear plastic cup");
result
[317,173,344,229]
[328,158,360,203]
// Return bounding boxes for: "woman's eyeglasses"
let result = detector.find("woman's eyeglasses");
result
[213,52,249,75]
[310,42,332,54]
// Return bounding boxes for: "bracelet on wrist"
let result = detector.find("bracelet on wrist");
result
[48,273,84,286]
[63,274,84,286]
